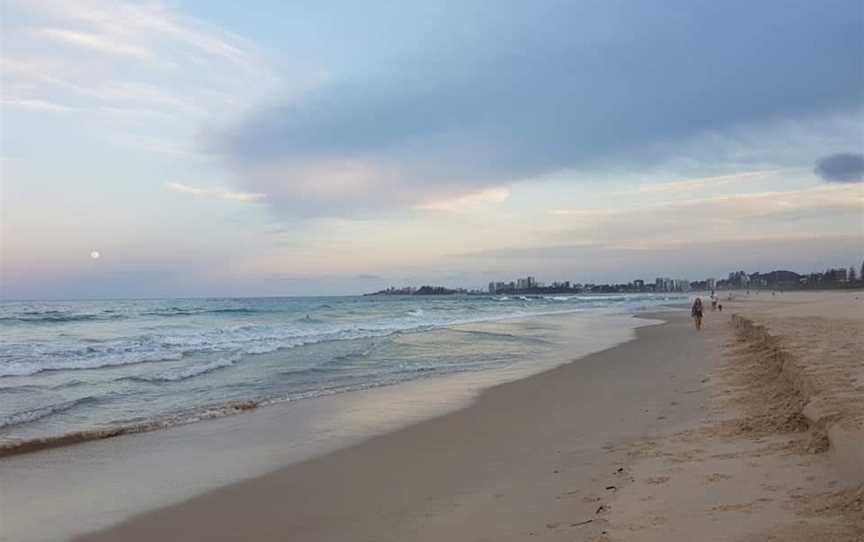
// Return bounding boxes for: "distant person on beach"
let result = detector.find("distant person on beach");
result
[691,297,704,330]
[718,303,723,312]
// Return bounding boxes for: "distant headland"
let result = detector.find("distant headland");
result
[364,285,466,296]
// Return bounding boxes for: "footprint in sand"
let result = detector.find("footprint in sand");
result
[706,473,733,483]
[649,515,668,526]
[711,498,773,513]
[712,503,753,513]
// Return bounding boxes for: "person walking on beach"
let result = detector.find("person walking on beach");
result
[691,297,704,330]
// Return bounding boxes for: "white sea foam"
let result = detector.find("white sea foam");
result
[0,349,185,377]
[129,356,239,383]
[0,303,615,377]
[0,302,639,378]
[0,397,95,429]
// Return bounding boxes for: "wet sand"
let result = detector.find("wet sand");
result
[74,310,715,542]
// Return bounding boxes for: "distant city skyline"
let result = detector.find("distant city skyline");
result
[1,1,862,299]
[372,263,864,298]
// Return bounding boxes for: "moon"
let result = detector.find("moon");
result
[90,250,101,260]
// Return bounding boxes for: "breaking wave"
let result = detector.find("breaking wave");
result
[124,357,238,383]
[0,396,99,430]
[0,312,125,324]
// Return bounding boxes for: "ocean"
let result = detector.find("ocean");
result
[0,293,685,454]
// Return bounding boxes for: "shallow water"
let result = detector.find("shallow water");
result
[0,294,684,452]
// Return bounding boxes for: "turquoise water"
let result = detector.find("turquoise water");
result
[0,293,684,450]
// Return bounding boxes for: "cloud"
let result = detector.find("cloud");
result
[553,184,862,221]
[622,170,777,195]
[450,235,863,284]
[546,184,863,248]
[814,153,864,183]
[354,273,384,280]
[16,0,266,72]
[0,98,80,112]
[166,182,264,202]
[36,28,157,61]
[211,1,863,217]
[414,187,511,212]
[1,0,279,153]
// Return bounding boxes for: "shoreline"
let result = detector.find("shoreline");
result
[0,307,665,460]
[69,292,864,541]
[2,310,657,542]
[14,293,855,541]
[73,309,713,542]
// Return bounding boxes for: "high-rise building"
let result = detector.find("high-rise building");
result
[673,279,690,292]
[655,277,689,292]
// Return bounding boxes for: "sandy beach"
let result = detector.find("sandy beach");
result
[4,292,858,541]
[4,1,861,540]
[72,307,710,542]
[602,291,864,541]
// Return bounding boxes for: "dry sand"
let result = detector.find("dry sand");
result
[601,290,864,541]
[72,291,863,541]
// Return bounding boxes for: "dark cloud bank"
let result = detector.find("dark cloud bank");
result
[815,153,864,183]
[213,0,864,216]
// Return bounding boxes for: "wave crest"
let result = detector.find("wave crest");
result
[123,357,237,383]
[0,396,97,430]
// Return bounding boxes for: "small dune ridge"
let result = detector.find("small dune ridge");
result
[730,314,864,481]
[597,294,864,541]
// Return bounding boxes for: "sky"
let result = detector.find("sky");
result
[1,0,862,299]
